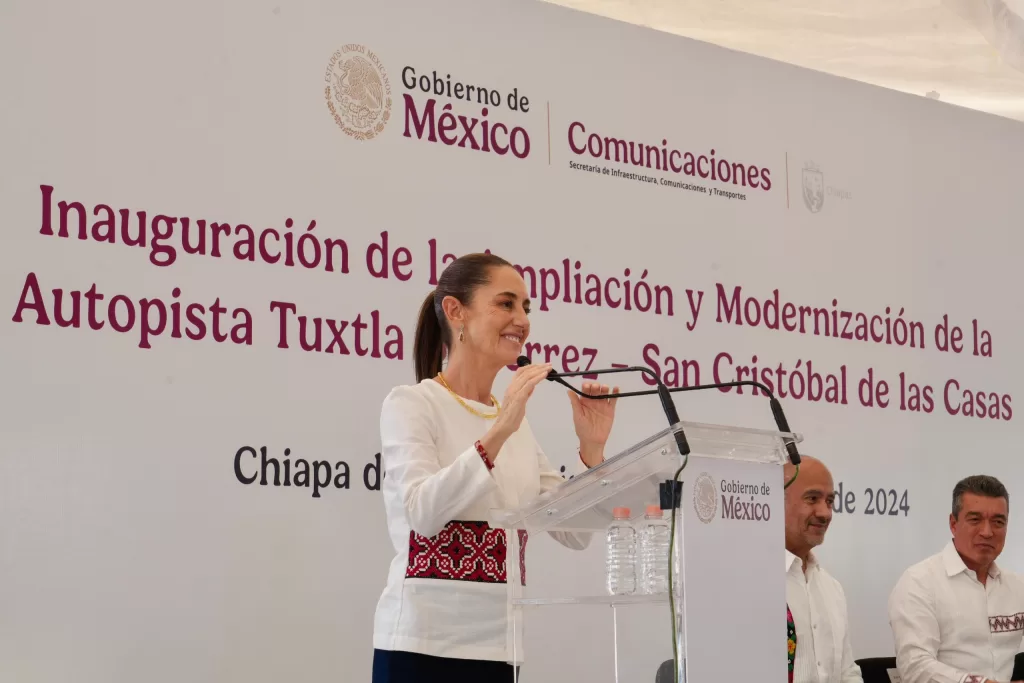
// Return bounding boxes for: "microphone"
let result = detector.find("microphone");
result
[516,355,800,465]
[517,355,690,457]
[518,354,576,393]
[769,397,801,465]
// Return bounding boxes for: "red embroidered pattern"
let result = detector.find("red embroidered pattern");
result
[964,675,985,683]
[475,440,493,471]
[406,521,528,585]
[989,612,1024,633]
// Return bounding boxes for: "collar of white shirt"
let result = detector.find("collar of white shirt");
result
[941,540,1000,580]
[786,549,818,574]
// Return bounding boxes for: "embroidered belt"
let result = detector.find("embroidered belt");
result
[406,520,529,585]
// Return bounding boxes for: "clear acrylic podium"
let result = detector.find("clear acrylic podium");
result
[490,421,800,683]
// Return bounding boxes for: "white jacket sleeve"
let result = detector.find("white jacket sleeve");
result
[889,570,974,683]
[380,386,497,539]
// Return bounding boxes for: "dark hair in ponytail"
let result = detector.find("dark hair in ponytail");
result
[413,252,513,382]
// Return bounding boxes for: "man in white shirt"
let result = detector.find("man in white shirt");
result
[889,475,1024,683]
[785,455,863,683]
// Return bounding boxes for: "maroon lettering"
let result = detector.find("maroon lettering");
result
[403,96,531,160]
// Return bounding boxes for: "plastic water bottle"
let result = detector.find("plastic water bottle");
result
[606,506,636,595]
[638,504,671,595]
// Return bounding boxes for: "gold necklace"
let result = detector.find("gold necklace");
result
[436,373,501,419]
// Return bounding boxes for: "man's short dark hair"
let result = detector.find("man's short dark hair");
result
[952,475,1009,518]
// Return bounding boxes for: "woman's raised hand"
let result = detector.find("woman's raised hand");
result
[478,363,552,462]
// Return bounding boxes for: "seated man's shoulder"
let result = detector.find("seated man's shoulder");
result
[998,566,1024,590]
[901,547,945,580]
[889,548,947,607]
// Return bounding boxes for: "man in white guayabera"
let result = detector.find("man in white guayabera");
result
[889,475,1024,683]
[785,455,863,683]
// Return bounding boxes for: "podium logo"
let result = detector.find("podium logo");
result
[693,472,717,524]
[325,44,393,141]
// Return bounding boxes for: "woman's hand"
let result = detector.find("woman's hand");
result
[479,363,552,462]
[569,382,619,468]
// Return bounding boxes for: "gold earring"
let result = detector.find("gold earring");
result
[459,326,465,343]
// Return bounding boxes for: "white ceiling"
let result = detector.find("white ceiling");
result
[543,0,1024,122]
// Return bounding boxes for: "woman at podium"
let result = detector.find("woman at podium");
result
[371,253,619,682]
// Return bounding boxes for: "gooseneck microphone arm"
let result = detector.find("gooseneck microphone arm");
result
[517,357,800,465]
[517,356,690,456]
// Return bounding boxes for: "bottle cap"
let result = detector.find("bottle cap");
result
[646,504,664,517]
[612,507,631,519]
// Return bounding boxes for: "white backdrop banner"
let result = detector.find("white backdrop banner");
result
[3,0,1024,681]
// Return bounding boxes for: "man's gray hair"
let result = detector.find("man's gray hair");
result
[952,475,1009,518]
